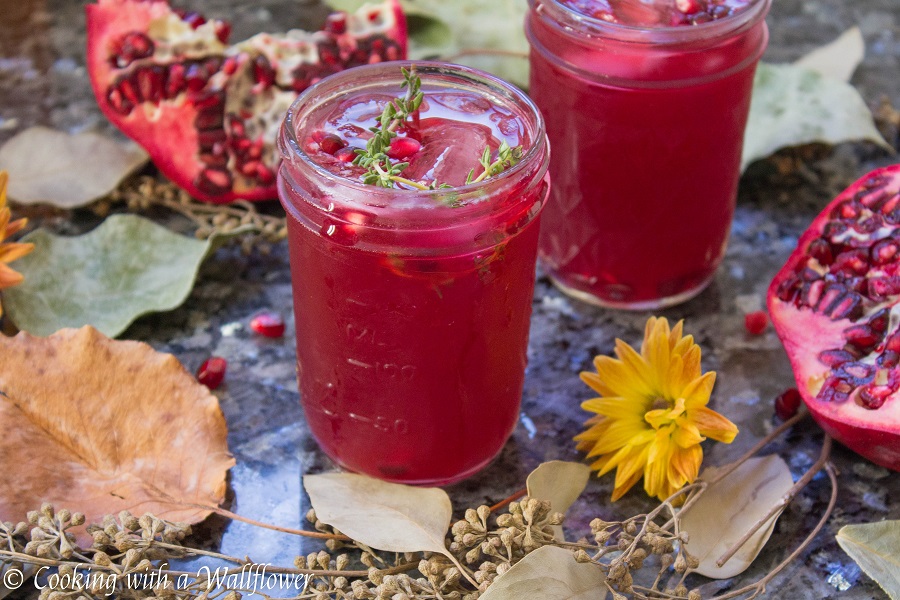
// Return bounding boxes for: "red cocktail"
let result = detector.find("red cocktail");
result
[527,0,770,308]
[277,62,549,485]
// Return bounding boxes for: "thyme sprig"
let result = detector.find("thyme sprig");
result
[352,66,523,191]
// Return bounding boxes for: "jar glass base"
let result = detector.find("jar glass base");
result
[546,272,716,311]
[325,446,504,487]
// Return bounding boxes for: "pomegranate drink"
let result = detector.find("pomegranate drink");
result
[527,0,770,308]
[278,62,549,485]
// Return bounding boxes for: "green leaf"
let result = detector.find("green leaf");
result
[3,215,212,338]
[742,62,891,171]
[479,546,607,600]
[836,521,900,599]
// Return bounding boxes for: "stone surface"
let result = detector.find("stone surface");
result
[1,0,899,599]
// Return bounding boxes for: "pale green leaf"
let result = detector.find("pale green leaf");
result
[794,26,865,83]
[479,546,607,600]
[680,455,794,579]
[742,62,890,171]
[0,127,148,208]
[3,215,211,338]
[304,472,452,555]
[836,520,900,599]
[526,461,590,541]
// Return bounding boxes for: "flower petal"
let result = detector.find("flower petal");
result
[582,396,649,419]
[5,217,27,237]
[682,372,717,408]
[692,406,739,443]
[0,242,34,264]
[584,421,653,457]
[594,354,654,397]
[0,262,25,288]
[672,422,703,448]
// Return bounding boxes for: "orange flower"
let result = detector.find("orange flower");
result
[575,317,738,502]
[0,171,34,317]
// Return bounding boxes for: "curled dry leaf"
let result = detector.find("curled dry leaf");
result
[794,26,865,83]
[304,472,451,556]
[680,454,793,579]
[0,127,148,208]
[742,62,891,172]
[479,545,607,600]
[836,520,900,599]
[525,460,590,541]
[3,214,212,338]
[0,327,234,544]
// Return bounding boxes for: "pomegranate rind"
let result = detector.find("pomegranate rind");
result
[768,164,900,471]
[86,0,407,204]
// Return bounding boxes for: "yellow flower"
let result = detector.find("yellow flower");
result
[575,317,738,502]
[0,171,34,317]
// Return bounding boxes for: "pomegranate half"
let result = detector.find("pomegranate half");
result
[768,164,900,471]
[86,0,407,203]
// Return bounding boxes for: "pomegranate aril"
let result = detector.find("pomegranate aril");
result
[215,21,232,44]
[858,385,891,410]
[334,146,358,163]
[868,275,900,299]
[253,55,276,87]
[250,312,286,338]
[826,292,862,321]
[831,249,869,276]
[196,168,233,194]
[844,324,882,351]
[869,308,890,332]
[837,361,876,384]
[195,107,224,130]
[117,32,155,66]
[774,388,801,420]
[819,348,855,367]
[319,134,347,155]
[878,350,900,369]
[386,136,421,159]
[807,238,834,266]
[744,311,768,335]
[326,13,347,34]
[197,356,227,389]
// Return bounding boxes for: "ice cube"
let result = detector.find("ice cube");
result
[401,118,496,187]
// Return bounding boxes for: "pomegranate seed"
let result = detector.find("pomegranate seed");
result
[774,388,802,420]
[676,0,702,14]
[744,311,768,335]
[250,312,286,338]
[386,136,422,159]
[197,357,227,390]
[334,147,358,163]
[319,134,346,155]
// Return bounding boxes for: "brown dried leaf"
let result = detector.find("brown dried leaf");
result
[0,127,148,208]
[0,327,234,542]
[304,472,452,556]
[526,461,590,541]
[479,546,608,600]
[680,455,793,579]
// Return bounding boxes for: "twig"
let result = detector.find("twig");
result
[489,488,527,512]
[709,457,839,600]
[715,435,832,568]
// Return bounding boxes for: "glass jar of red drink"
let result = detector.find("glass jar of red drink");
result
[277,62,550,485]
[527,0,770,308]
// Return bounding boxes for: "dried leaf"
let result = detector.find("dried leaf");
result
[3,214,212,338]
[742,62,891,171]
[526,461,590,541]
[0,327,234,543]
[0,127,148,208]
[479,545,607,600]
[680,454,793,578]
[794,26,865,83]
[304,472,452,555]
[836,520,900,599]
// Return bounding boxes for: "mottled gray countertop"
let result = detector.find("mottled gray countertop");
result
[1,0,899,598]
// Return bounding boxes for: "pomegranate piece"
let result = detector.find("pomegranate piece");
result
[744,310,768,335]
[774,388,802,421]
[386,135,422,159]
[86,0,407,204]
[250,311,286,338]
[197,356,227,389]
[768,165,900,471]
